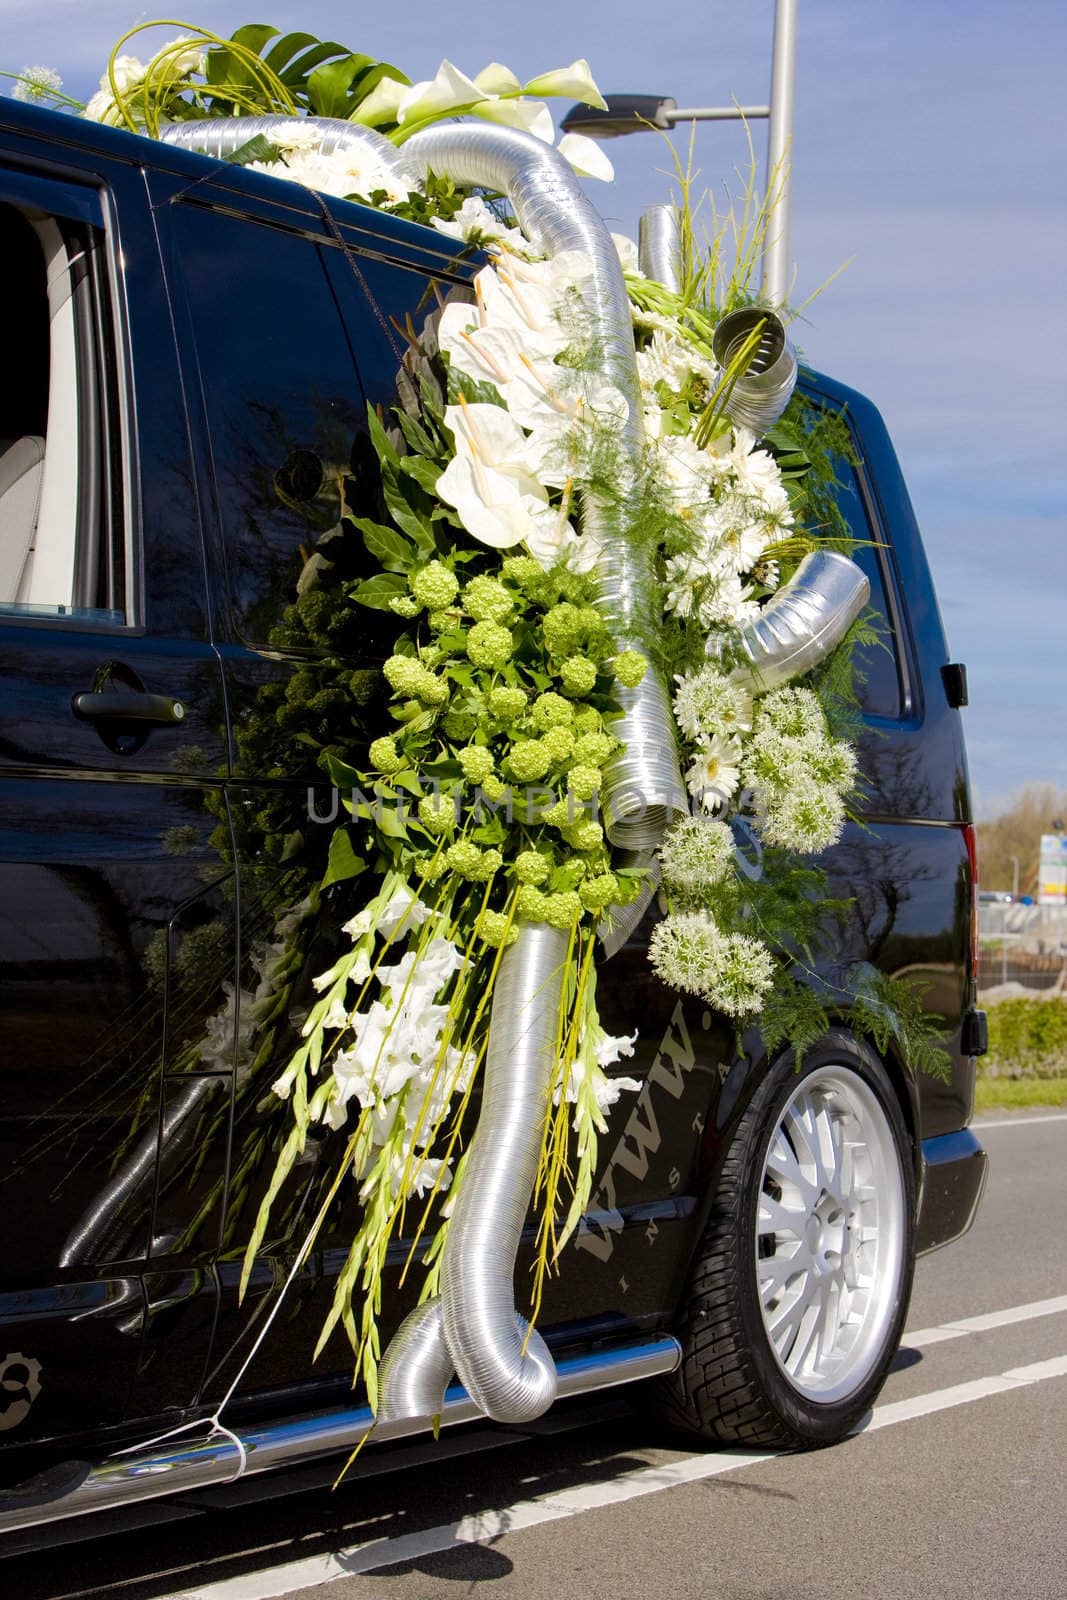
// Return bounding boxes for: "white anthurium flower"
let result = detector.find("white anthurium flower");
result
[612,233,643,275]
[397,59,487,124]
[473,263,570,362]
[502,356,629,436]
[472,95,555,143]
[523,59,607,110]
[437,303,527,392]
[523,501,599,574]
[350,72,409,126]
[557,133,615,183]
[474,62,523,95]
[686,734,744,813]
[438,401,554,549]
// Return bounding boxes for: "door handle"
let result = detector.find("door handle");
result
[73,690,186,724]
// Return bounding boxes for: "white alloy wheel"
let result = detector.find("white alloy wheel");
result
[755,1063,906,1404]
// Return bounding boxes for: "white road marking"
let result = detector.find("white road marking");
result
[973,1113,1067,1130]
[163,1350,1067,1600]
[905,1293,1067,1348]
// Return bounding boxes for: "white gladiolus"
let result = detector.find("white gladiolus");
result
[557,132,615,182]
[523,59,607,110]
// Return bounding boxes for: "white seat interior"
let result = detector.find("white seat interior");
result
[0,434,45,602]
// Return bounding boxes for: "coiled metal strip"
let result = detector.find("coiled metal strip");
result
[158,116,423,190]
[731,549,871,691]
[711,305,798,436]
[638,204,682,291]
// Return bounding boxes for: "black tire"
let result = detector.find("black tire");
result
[656,1028,917,1449]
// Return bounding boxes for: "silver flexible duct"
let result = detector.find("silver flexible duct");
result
[402,125,689,851]
[731,548,870,692]
[158,116,423,191]
[374,1295,454,1425]
[638,204,682,292]
[711,305,798,436]
[437,922,565,1421]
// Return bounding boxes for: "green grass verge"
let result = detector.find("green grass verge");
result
[975,1076,1067,1112]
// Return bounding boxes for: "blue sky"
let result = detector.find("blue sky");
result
[4,0,1064,815]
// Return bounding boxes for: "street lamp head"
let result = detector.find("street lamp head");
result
[560,94,677,140]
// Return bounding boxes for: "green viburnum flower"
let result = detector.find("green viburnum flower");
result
[567,763,601,801]
[673,665,753,741]
[515,850,550,885]
[480,773,509,802]
[442,708,478,741]
[541,797,575,828]
[573,730,615,766]
[427,608,456,633]
[703,932,776,1017]
[445,839,482,877]
[658,816,735,901]
[383,655,448,706]
[417,854,448,881]
[467,621,515,668]
[559,655,598,696]
[531,691,574,730]
[388,593,421,617]
[648,910,720,997]
[613,650,648,688]
[478,909,518,948]
[458,745,495,784]
[579,871,620,912]
[417,794,457,835]
[573,706,604,737]
[488,684,527,721]
[561,817,604,852]
[507,739,551,782]
[501,555,544,590]
[463,574,513,622]
[541,726,576,764]
[542,603,582,658]
[515,884,549,921]
[368,735,403,774]
[410,560,459,610]
[543,890,583,928]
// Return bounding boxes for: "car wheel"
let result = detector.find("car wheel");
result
[657,1029,916,1448]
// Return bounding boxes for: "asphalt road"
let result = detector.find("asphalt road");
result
[5,1111,1067,1600]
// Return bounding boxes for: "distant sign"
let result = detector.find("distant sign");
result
[1038,833,1067,905]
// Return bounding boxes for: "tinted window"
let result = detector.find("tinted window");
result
[173,204,378,650]
[827,453,904,720]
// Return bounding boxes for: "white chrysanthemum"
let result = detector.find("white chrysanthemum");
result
[637,329,717,393]
[247,146,410,205]
[703,932,776,1016]
[658,816,736,901]
[730,427,784,498]
[13,65,62,102]
[648,909,720,996]
[705,489,780,573]
[432,196,528,254]
[673,665,753,741]
[685,734,743,812]
[760,784,846,855]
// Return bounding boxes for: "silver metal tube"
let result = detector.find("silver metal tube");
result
[638,204,682,291]
[762,0,799,306]
[374,1296,453,1426]
[0,1337,681,1539]
[731,548,870,691]
[665,105,770,122]
[711,306,798,437]
[157,116,422,191]
[437,923,568,1422]
[401,125,688,849]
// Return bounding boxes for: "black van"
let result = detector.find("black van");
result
[0,98,987,1540]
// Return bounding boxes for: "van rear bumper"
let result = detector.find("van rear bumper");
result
[915,1128,988,1255]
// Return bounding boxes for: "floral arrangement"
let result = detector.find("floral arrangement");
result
[4,23,949,1411]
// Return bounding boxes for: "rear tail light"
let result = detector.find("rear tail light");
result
[963,822,979,978]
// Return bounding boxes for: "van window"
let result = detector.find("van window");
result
[0,176,124,625]
[171,203,381,652]
[827,454,904,720]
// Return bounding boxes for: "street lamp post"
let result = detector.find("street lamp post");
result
[560,0,798,305]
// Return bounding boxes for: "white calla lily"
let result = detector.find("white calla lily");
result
[557,133,615,183]
[472,96,555,143]
[523,59,607,109]
[350,71,409,126]
[397,59,486,124]
[474,62,522,95]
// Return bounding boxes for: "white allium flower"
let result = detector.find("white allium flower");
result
[703,932,775,1016]
[758,685,826,740]
[658,816,736,901]
[685,733,743,813]
[673,665,753,741]
[13,65,62,102]
[760,784,846,855]
[808,736,858,793]
[648,909,720,997]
